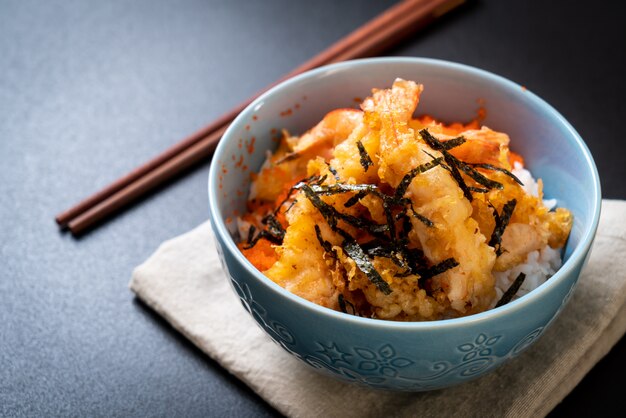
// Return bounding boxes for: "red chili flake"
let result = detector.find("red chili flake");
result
[225,217,233,224]
[353,97,362,103]
[252,115,258,121]
[270,128,278,135]
[245,125,250,131]
[247,136,256,154]
[294,103,300,110]
[236,189,244,197]
[242,165,248,171]
[236,155,244,168]
[280,108,293,117]
[521,85,527,92]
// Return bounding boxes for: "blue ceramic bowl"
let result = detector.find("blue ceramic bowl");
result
[208,58,601,391]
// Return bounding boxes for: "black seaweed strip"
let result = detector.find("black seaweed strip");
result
[448,161,474,201]
[338,294,359,315]
[489,199,517,256]
[307,183,375,196]
[421,129,505,191]
[326,163,340,180]
[398,198,434,227]
[441,136,467,150]
[412,212,435,227]
[314,225,333,253]
[356,140,373,172]
[246,225,256,245]
[406,248,427,267]
[416,258,459,281]
[396,212,413,240]
[262,214,286,241]
[470,163,524,186]
[382,201,396,243]
[301,184,389,238]
[274,175,317,215]
[420,130,474,200]
[300,184,338,229]
[338,294,348,313]
[396,246,431,278]
[341,237,392,295]
[365,246,394,258]
[344,190,368,208]
[468,186,489,193]
[495,273,526,308]
[284,199,298,214]
[393,157,443,200]
[448,155,503,190]
[420,129,445,151]
[244,229,283,249]
[306,179,434,233]
[312,174,328,186]
[364,246,408,269]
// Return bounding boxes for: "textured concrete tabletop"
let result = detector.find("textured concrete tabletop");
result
[1,0,625,416]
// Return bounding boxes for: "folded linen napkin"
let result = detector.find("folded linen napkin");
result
[130,199,626,418]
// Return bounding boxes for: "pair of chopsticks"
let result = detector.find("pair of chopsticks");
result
[55,0,465,235]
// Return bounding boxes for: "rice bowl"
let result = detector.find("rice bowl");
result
[208,58,600,390]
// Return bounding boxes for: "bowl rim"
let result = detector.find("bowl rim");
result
[208,57,602,330]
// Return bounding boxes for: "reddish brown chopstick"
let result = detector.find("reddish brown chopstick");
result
[57,0,465,235]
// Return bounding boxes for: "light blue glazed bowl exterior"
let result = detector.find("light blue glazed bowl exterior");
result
[208,58,601,391]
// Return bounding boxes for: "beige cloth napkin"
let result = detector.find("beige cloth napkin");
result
[130,199,626,418]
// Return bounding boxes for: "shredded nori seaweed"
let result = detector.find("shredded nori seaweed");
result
[415,258,460,286]
[393,157,443,200]
[262,213,286,241]
[300,184,389,238]
[489,199,517,256]
[441,136,467,150]
[246,124,528,309]
[450,155,503,190]
[419,129,509,201]
[254,146,465,293]
[344,190,369,208]
[398,198,434,227]
[326,163,340,180]
[447,160,474,201]
[245,224,256,246]
[273,175,318,215]
[396,212,413,240]
[356,140,374,172]
[338,294,359,316]
[470,163,524,186]
[495,272,526,307]
[244,226,284,249]
[339,232,392,295]
[468,186,489,193]
[314,224,334,254]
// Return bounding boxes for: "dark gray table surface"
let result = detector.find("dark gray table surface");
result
[1,0,625,416]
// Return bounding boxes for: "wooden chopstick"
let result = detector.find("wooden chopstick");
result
[57,0,465,235]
